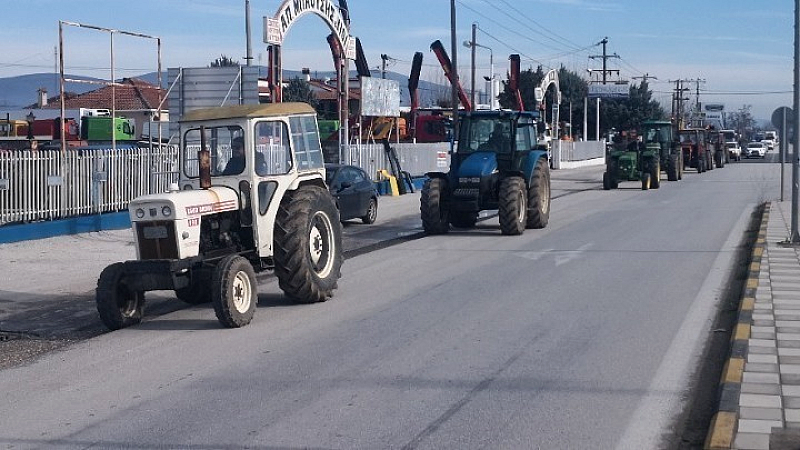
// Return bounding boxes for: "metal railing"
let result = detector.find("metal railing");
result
[0,146,179,226]
[347,142,451,179]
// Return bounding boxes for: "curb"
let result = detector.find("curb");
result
[704,203,769,449]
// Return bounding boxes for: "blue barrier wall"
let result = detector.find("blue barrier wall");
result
[0,212,131,244]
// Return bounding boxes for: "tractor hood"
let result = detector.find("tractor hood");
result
[456,151,497,179]
[129,187,240,223]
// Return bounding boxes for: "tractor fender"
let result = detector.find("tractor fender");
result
[522,150,549,185]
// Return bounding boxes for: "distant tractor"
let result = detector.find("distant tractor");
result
[95,103,343,330]
[603,135,661,191]
[420,110,551,236]
[641,120,683,182]
[679,128,713,173]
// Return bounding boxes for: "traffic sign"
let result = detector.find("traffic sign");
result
[772,106,794,130]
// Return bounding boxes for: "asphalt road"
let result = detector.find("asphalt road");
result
[0,156,782,449]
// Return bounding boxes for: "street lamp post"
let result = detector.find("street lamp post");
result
[463,39,493,109]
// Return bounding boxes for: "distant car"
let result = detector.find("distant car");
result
[760,139,775,150]
[725,142,742,161]
[746,141,767,158]
[325,163,379,224]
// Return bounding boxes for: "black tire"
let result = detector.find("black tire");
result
[707,152,714,171]
[527,158,550,229]
[420,178,450,234]
[667,153,679,181]
[641,172,651,190]
[650,160,660,189]
[274,185,343,304]
[211,255,257,328]
[175,265,212,304]
[450,211,478,229]
[361,197,378,224]
[678,153,684,179]
[498,176,527,235]
[96,262,145,330]
[698,157,705,173]
[603,172,611,190]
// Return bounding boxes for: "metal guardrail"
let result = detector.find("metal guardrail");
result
[0,146,179,226]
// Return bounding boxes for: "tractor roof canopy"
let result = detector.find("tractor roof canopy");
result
[181,103,316,122]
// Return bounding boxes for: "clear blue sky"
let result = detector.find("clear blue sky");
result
[1,0,792,120]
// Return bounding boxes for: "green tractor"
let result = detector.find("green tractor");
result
[641,120,683,182]
[603,138,661,191]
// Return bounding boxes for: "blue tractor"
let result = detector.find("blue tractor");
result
[420,110,551,235]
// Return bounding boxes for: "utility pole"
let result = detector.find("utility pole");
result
[671,79,690,130]
[244,0,253,66]
[632,73,657,85]
[380,54,388,79]
[587,37,619,142]
[588,37,620,85]
[470,23,477,109]
[450,0,459,137]
[792,0,800,242]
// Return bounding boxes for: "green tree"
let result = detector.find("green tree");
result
[600,80,666,134]
[282,77,319,109]
[210,55,239,67]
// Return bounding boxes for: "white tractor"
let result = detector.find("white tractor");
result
[96,103,343,329]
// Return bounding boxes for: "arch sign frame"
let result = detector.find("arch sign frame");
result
[264,0,355,162]
[265,0,355,59]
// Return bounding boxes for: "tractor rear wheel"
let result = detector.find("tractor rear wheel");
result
[526,158,550,229]
[603,172,611,190]
[421,178,450,234]
[96,262,145,330]
[641,172,651,190]
[274,185,343,304]
[211,255,257,328]
[667,153,680,181]
[450,211,478,229]
[499,176,527,235]
[650,160,660,189]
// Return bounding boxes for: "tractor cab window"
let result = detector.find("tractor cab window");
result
[644,126,670,149]
[182,126,245,178]
[254,120,291,175]
[515,118,535,151]
[459,117,513,153]
[289,115,324,171]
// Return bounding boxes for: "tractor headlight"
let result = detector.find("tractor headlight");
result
[135,208,145,219]
[161,206,172,217]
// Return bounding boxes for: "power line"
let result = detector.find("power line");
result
[478,0,581,53]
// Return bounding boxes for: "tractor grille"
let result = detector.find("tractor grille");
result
[453,188,480,198]
[135,221,179,260]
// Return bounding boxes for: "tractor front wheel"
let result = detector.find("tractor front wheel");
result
[211,255,257,328]
[499,176,527,235]
[527,158,550,229]
[421,178,450,234]
[641,172,651,190]
[274,185,343,304]
[96,262,145,330]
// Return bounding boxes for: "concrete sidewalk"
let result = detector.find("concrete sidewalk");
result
[710,201,800,449]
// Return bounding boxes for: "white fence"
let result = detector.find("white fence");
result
[347,142,451,179]
[0,146,180,226]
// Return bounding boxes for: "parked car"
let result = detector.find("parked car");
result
[760,139,775,151]
[725,142,742,161]
[746,141,767,158]
[325,163,379,224]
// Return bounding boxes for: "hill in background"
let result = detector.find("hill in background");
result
[0,68,447,111]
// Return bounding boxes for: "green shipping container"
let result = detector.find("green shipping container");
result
[81,116,136,141]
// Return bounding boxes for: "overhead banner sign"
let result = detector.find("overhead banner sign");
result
[264,0,354,59]
[588,83,629,99]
